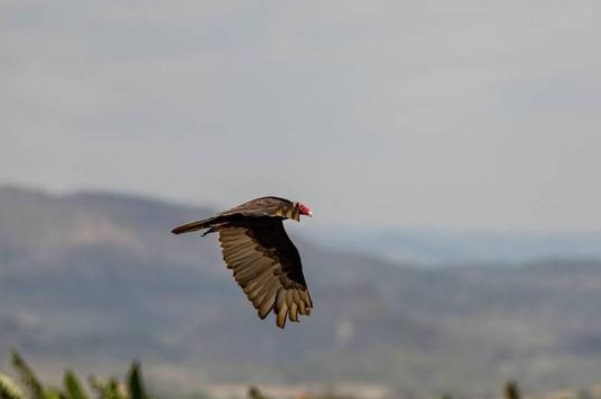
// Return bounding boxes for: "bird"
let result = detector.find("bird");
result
[171,196,314,328]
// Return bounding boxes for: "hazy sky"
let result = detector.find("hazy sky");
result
[2,1,600,231]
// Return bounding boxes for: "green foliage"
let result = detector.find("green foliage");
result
[127,363,148,399]
[63,371,89,399]
[0,371,24,399]
[0,352,150,399]
[248,386,269,399]
[10,350,45,399]
[42,387,65,399]
[88,378,125,399]
[4,351,600,399]
[504,381,521,399]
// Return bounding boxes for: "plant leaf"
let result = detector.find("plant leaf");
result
[10,351,44,399]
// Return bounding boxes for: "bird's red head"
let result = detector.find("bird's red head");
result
[297,202,313,217]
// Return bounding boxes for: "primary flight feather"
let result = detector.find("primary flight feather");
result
[171,196,313,328]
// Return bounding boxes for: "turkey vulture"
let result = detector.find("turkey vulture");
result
[171,196,313,328]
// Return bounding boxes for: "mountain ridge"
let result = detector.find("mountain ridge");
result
[304,225,601,266]
[2,185,601,396]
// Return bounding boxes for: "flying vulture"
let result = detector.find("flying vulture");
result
[171,196,313,328]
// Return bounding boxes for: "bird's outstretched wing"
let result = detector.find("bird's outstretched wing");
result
[218,219,312,328]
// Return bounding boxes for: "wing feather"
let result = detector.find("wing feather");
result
[289,302,299,322]
[235,267,265,286]
[243,268,274,294]
[276,288,286,311]
[277,303,289,328]
[252,282,277,311]
[257,284,279,319]
[217,223,312,328]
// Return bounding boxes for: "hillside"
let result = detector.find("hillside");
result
[307,226,601,266]
[2,186,601,396]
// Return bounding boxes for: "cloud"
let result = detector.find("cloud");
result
[1,0,600,230]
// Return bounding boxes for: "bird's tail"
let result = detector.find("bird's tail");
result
[171,216,219,235]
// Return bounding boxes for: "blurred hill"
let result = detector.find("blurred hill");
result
[306,226,601,266]
[2,185,601,396]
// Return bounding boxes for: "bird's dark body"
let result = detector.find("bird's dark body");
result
[171,196,312,328]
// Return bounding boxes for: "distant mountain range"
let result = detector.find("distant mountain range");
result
[2,185,601,397]
[304,226,601,266]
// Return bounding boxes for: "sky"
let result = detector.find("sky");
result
[2,1,600,231]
